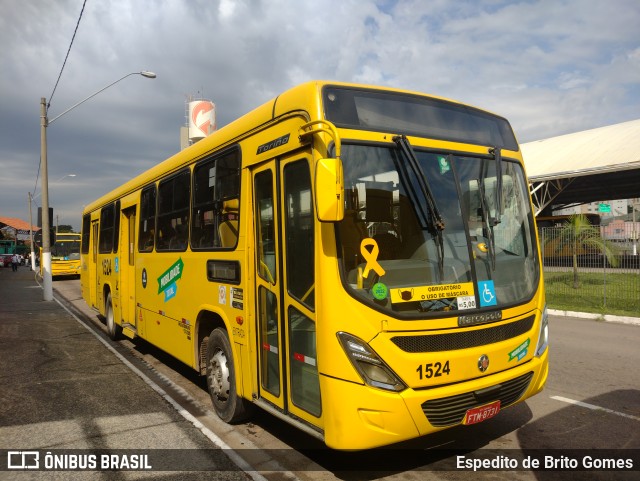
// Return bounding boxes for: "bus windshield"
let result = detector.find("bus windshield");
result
[338,143,538,316]
[52,239,81,260]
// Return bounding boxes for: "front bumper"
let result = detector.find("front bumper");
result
[321,348,548,450]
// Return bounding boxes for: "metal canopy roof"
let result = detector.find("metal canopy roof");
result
[521,119,640,215]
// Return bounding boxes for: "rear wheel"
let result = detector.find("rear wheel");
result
[105,293,122,340]
[206,328,253,423]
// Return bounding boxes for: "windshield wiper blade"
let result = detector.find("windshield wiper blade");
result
[392,135,445,279]
[490,147,503,225]
[477,172,496,271]
[393,135,445,231]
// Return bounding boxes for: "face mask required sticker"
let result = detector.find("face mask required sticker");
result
[390,282,475,304]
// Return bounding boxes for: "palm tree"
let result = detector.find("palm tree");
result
[544,214,619,289]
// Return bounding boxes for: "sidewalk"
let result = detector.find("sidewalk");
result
[0,266,252,478]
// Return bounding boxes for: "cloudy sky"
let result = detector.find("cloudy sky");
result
[1,0,639,231]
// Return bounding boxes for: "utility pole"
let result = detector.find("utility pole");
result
[28,192,36,271]
[39,71,155,301]
[40,97,53,300]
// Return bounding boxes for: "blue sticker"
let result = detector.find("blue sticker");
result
[478,280,497,307]
[114,256,119,273]
[164,282,178,302]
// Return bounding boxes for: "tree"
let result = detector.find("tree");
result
[545,214,618,289]
[57,224,74,233]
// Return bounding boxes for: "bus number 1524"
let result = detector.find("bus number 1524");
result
[417,361,451,380]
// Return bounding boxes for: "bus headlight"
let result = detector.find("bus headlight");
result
[337,332,406,392]
[535,305,549,357]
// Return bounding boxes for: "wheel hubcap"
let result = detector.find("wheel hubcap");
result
[209,349,230,402]
[106,304,113,332]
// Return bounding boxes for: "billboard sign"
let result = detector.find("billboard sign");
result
[188,100,215,141]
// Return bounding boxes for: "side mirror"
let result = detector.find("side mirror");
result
[315,158,344,222]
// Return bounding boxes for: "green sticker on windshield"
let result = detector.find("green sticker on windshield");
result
[438,155,450,174]
[372,282,388,300]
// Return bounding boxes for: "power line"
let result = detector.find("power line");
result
[38,0,87,210]
[47,0,88,110]
[33,158,41,202]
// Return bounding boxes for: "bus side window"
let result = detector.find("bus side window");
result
[191,148,240,250]
[219,199,239,248]
[99,203,115,254]
[138,185,157,252]
[157,169,190,252]
[81,214,91,255]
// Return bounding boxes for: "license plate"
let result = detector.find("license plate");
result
[463,400,501,425]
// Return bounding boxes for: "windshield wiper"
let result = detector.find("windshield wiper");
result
[392,135,445,279]
[393,135,445,231]
[477,165,496,271]
[490,147,503,225]
[475,147,503,272]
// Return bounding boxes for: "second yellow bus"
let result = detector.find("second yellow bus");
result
[42,232,82,277]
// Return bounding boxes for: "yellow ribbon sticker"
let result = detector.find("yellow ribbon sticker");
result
[360,238,386,278]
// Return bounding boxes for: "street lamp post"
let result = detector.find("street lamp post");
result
[40,71,156,301]
[40,98,52,299]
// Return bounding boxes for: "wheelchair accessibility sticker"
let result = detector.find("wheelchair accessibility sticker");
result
[478,280,497,307]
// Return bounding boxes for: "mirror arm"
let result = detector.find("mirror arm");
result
[299,120,341,159]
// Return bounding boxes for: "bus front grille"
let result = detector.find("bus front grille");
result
[421,372,534,427]
[390,315,535,353]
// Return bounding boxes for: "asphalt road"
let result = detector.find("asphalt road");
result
[51,277,640,481]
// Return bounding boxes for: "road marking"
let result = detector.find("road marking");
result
[551,395,640,422]
[52,293,299,481]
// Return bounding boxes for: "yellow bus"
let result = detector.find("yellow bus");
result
[80,81,548,450]
[42,232,82,277]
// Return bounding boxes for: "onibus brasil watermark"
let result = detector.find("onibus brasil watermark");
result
[6,451,151,471]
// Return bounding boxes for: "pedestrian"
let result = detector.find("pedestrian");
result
[11,253,19,272]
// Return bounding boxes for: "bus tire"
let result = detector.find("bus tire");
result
[105,293,122,341]
[206,328,253,423]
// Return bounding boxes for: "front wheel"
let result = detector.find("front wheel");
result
[206,328,253,423]
[105,293,122,341]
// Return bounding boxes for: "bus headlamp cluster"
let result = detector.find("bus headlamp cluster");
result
[337,332,406,392]
[535,305,549,357]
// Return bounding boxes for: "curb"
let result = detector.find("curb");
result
[548,308,640,326]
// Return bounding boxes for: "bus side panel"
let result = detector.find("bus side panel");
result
[80,250,90,307]
[96,251,118,319]
[89,216,100,309]
[135,252,195,366]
